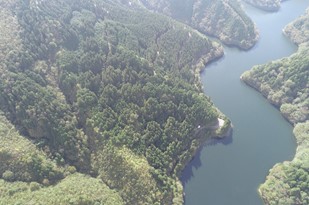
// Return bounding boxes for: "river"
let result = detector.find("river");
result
[182,1,309,205]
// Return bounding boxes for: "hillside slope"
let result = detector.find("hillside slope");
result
[243,0,281,11]
[241,10,309,205]
[0,0,243,204]
[137,0,258,49]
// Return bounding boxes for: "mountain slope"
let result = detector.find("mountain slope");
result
[0,0,239,204]
[137,0,258,49]
[243,0,281,11]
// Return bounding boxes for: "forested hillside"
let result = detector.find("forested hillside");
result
[243,0,281,11]
[283,8,309,45]
[242,10,309,205]
[242,44,309,125]
[0,0,242,204]
[137,0,258,49]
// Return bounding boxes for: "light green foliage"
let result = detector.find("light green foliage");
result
[0,0,22,65]
[294,121,309,149]
[2,170,14,182]
[0,173,124,205]
[0,113,63,183]
[284,9,309,45]
[242,43,309,124]
[93,146,164,205]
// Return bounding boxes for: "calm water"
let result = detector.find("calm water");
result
[182,1,309,205]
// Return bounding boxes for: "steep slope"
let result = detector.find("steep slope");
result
[0,0,22,73]
[243,0,281,11]
[0,112,64,184]
[241,10,309,205]
[0,173,124,205]
[0,111,124,204]
[0,0,233,204]
[137,0,258,49]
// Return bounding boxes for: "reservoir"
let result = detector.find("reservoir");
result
[182,1,309,205]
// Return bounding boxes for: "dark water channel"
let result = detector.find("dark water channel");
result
[182,1,309,204]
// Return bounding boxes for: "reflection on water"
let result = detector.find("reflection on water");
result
[182,1,309,205]
[181,132,233,185]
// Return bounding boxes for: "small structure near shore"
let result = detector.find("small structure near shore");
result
[212,118,233,138]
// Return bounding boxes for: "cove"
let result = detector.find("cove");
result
[182,1,309,205]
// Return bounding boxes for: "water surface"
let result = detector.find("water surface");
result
[182,1,309,204]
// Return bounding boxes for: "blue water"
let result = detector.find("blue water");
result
[182,1,309,204]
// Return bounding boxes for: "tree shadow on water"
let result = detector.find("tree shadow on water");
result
[180,130,233,187]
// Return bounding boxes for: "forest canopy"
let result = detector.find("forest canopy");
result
[0,0,243,204]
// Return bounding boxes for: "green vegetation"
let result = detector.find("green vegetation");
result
[243,0,281,11]
[284,9,309,45]
[0,0,245,204]
[0,112,64,184]
[0,173,124,205]
[242,43,309,124]
[242,10,309,205]
[0,0,22,73]
[259,122,309,205]
[0,112,123,204]
[137,0,258,49]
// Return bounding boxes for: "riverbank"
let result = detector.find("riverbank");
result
[258,121,309,205]
[183,1,309,204]
[241,9,309,204]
